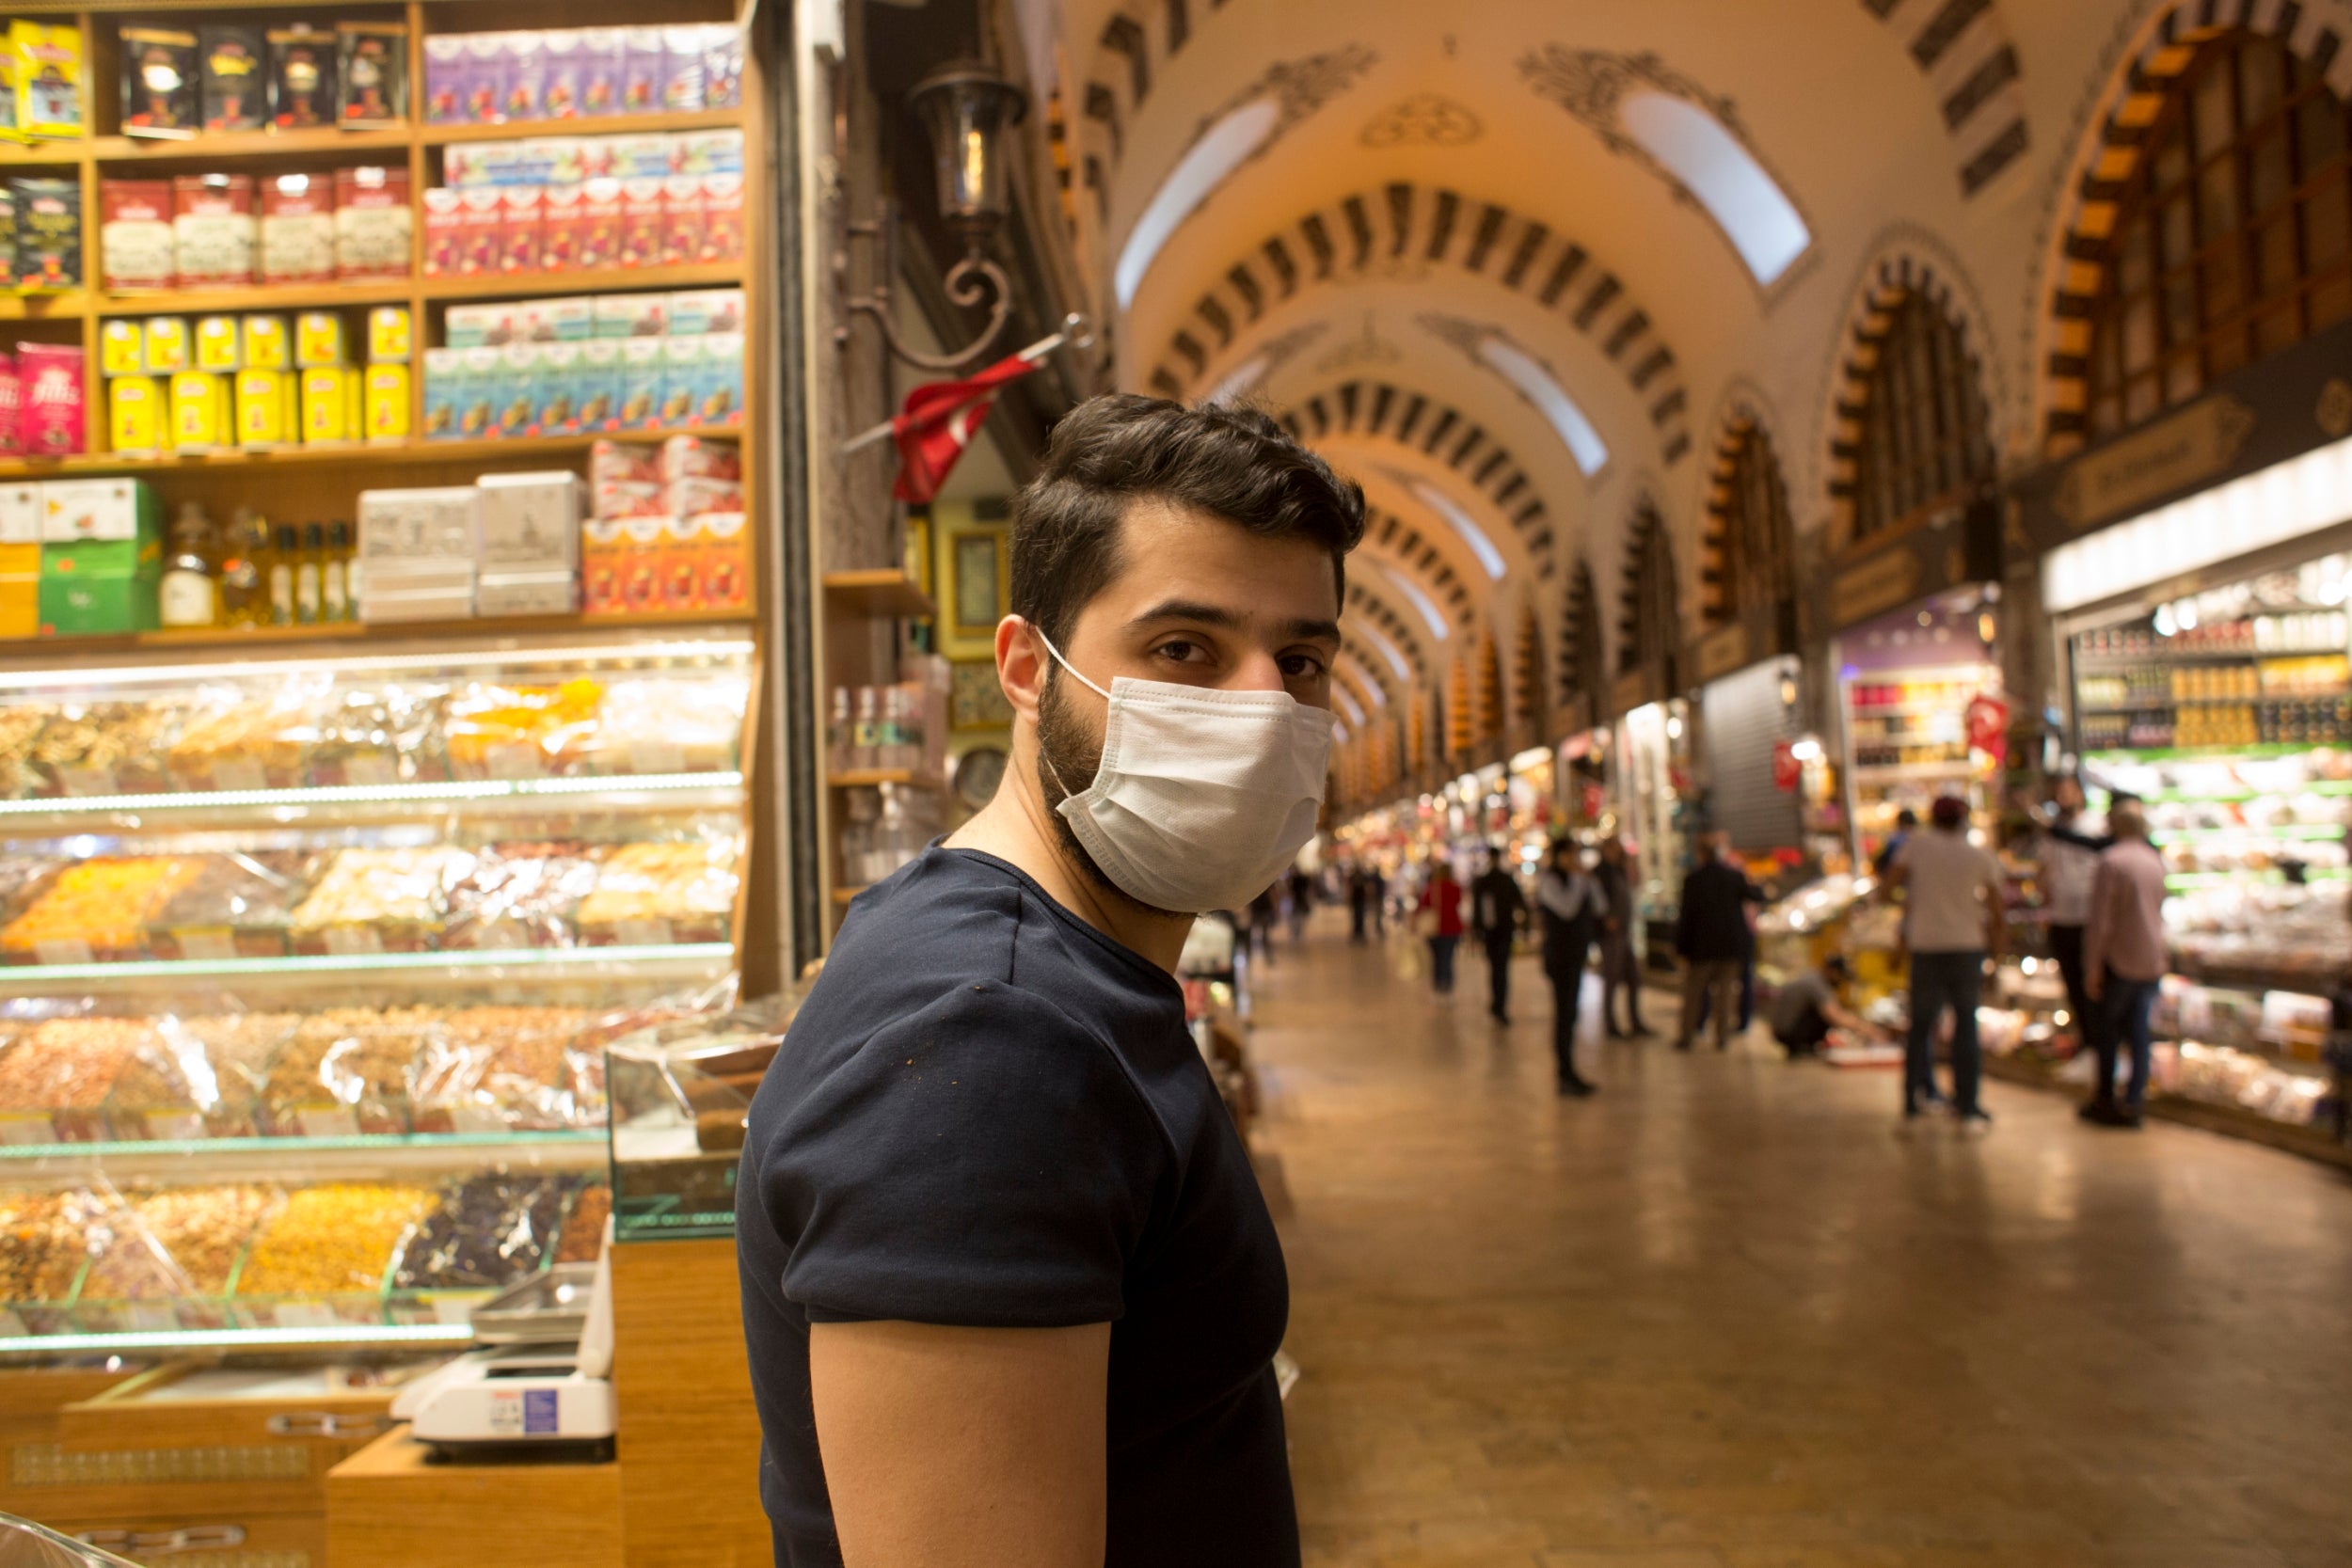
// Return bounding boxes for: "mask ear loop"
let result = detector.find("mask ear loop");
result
[1024,620,1109,800]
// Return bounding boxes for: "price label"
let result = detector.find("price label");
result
[34,940,94,966]
[431,1294,481,1326]
[210,758,268,793]
[129,1304,178,1331]
[487,1389,524,1435]
[0,1309,28,1338]
[613,918,673,948]
[486,743,543,781]
[173,928,239,963]
[145,1112,204,1142]
[628,740,686,775]
[0,1114,55,1148]
[448,1104,507,1134]
[274,1303,341,1329]
[323,926,384,957]
[296,1106,360,1138]
[342,754,397,787]
[57,767,117,798]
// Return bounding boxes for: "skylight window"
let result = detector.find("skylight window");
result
[1473,337,1608,474]
[1401,476,1507,580]
[1357,623,1414,683]
[1333,687,1365,728]
[1620,91,1808,284]
[1368,561,1451,641]
[1347,663,1388,705]
[1201,352,1271,407]
[1115,97,1280,309]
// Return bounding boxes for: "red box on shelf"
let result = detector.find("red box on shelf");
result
[500,187,545,275]
[618,179,664,269]
[172,173,259,288]
[542,184,584,273]
[332,166,411,281]
[579,178,623,271]
[699,173,743,265]
[100,181,177,291]
[421,187,463,277]
[457,188,503,277]
[659,174,703,267]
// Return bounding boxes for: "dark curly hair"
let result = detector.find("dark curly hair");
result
[1008,393,1367,648]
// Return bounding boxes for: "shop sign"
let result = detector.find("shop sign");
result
[1689,621,1751,686]
[1807,494,2001,639]
[1964,692,2010,762]
[1829,539,1924,627]
[2051,396,2257,533]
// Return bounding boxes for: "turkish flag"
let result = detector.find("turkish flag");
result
[889,350,1046,503]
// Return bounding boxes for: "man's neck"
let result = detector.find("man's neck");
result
[943,735,1195,973]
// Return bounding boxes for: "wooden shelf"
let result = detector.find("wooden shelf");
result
[420,109,742,146]
[0,139,84,166]
[87,127,415,162]
[822,570,935,621]
[828,768,945,790]
[0,290,87,320]
[0,609,753,657]
[0,424,743,479]
[420,261,744,301]
[94,278,415,317]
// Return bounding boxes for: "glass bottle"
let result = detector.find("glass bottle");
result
[268,522,299,626]
[323,521,352,624]
[217,507,271,627]
[828,688,851,776]
[157,501,219,628]
[294,522,325,625]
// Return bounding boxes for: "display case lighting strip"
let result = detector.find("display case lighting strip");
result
[0,1130,605,1162]
[0,1323,476,1355]
[8,942,734,983]
[0,770,745,817]
[0,637,757,689]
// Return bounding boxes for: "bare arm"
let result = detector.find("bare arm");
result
[812,1321,1110,1568]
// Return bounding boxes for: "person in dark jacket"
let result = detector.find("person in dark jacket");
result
[1676,832,1761,1052]
[1534,839,1605,1095]
[1594,837,1651,1037]
[1469,844,1528,1022]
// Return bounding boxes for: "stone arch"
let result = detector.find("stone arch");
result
[1141,182,1692,467]
[1699,407,1799,629]
[1359,508,1481,633]
[1279,380,1562,578]
[1558,558,1605,719]
[1617,498,1680,677]
[1343,580,1433,681]
[1855,0,2033,198]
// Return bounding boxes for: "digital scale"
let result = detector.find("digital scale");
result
[391,1225,619,1459]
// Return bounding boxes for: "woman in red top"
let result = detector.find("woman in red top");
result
[1419,860,1466,994]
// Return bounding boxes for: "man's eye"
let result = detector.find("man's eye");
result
[1154,640,1203,662]
[1279,654,1327,679]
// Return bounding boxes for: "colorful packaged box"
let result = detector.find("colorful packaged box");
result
[0,483,38,637]
[13,23,84,140]
[194,315,241,372]
[543,184,585,272]
[458,187,503,277]
[576,339,621,430]
[657,336,701,427]
[579,178,624,271]
[266,24,336,131]
[660,26,707,113]
[99,321,143,378]
[107,375,162,454]
[494,342,537,436]
[9,179,79,291]
[333,166,411,281]
[618,336,664,429]
[474,470,581,615]
[660,433,740,483]
[260,172,336,284]
[169,370,227,450]
[336,22,407,129]
[0,356,19,456]
[700,173,745,264]
[235,368,292,447]
[444,304,511,350]
[356,485,478,622]
[610,135,672,182]
[241,314,291,371]
[580,28,626,118]
[619,179,664,268]
[658,174,704,267]
[618,515,665,612]
[172,174,258,287]
[620,27,664,114]
[300,366,352,443]
[364,363,409,442]
[120,25,199,136]
[502,32,547,124]
[294,311,344,370]
[667,289,743,337]
[368,307,412,364]
[664,475,740,518]
[19,344,83,456]
[39,480,162,636]
[545,297,595,341]
[199,25,266,132]
[698,512,750,611]
[421,188,464,277]
[674,128,743,179]
[142,317,189,376]
[460,32,506,125]
[99,181,175,291]
[540,33,586,121]
[421,347,464,440]
[422,34,466,125]
[500,186,544,274]
[536,341,580,434]
[705,25,744,110]
[697,332,743,428]
[658,515,703,610]
[597,291,666,338]
[581,517,626,614]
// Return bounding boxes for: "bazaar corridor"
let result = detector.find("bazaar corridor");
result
[1243,918,2352,1568]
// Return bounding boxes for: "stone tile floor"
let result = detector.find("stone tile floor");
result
[1244,922,2352,1568]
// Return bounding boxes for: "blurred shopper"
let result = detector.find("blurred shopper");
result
[1675,832,1759,1052]
[1347,863,1372,942]
[2082,800,2168,1128]
[1595,838,1652,1037]
[1535,839,1605,1095]
[1470,844,1527,1022]
[1418,860,1465,995]
[1768,954,1886,1059]
[1286,863,1313,943]
[1874,807,1920,878]
[1888,795,2004,1130]
[1248,883,1279,968]
[2038,776,2107,1052]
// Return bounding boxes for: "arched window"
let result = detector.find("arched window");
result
[2083,28,2352,439]
[1559,561,1603,714]
[1707,421,1798,614]
[1852,293,1994,539]
[1618,504,1678,675]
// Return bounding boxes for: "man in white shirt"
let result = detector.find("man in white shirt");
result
[2038,776,2115,1054]
[1887,795,2005,1131]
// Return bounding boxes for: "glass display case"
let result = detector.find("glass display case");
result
[0,628,758,1355]
[606,997,795,1243]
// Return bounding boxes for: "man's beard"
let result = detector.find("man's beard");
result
[1035,668,1183,917]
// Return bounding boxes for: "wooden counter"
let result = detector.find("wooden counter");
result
[326,1431,622,1568]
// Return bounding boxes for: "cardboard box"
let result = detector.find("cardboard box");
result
[99,182,176,292]
[267,24,337,130]
[169,371,227,451]
[543,184,585,272]
[617,515,665,613]
[619,27,663,114]
[618,337,664,429]
[473,470,580,615]
[300,365,353,443]
[422,33,465,125]
[421,187,463,277]
[0,357,18,457]
[444,303,513,349]
[659,174,703,266]
[356,485,477,622]
[141,318,190,376]
[18,344,83,456]
[364,363,409,442]
[199,24,267,133]
[576,340,621,431]
[260,172,336,284]
[536,342,580,435]
[580,28,626,119]
[502,31,546,123]
[99,321,144,379]
[658,336,701,427]
[657,515,700,610]
[578,178,624,270]
[457,187,503,277]
[334,166,410,280]
[39,479,162,636]
[493,343,536,437]
[581,516,626,614]
[0,483,39,636]
[41,476,158,545]
[13,23,83,140]
[108,375,162,454]
[700,173,745,263]
[420,348,463,440]
[545,298,595,341]
[235,368,293,448]
[500,186,544,275]
[294,311,344,369]
[194,315,241,372]
[172,174,258,287]
[335,21,407,130]
[697,511,750,612]
[456,344,501,437]
[241,314,291,371]
[367,306,411,364]
[458,32,506,126]
[618,179,664,267]
[10,178,80,290]
[121,26,199,135]
[697,332,743,427]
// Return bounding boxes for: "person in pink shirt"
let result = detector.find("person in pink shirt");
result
[2082,800,2169,1128]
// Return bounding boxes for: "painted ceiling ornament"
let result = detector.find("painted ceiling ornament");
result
[1189,42,1380,163]
[1314,313,1401,375]
[1516,46,1735,212]
[1359,92,1484,149]
[1201,320,1329,407]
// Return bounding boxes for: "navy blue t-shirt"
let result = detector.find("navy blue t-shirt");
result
[737,847,1297,1568]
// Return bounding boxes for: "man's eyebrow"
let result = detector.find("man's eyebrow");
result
[1126,601,1343,645]
[1284,617,1343,644]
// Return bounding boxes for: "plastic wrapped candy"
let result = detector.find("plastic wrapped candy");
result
[260,1006,439,1136]
[589,676,748,775]
[410,1005,595,1132]
[144,851,324,962]
[391,1170,577,1291]
[554,1181,609,1263]
[0,705,54,799]
[1,857,206,965]
[439,842,599,952]
[28,701,183,797]
[288,847,474,956]
[0,1017,180,1143]
[445,679,604,781]
[0,1188,105,1323]
[166,680,329,791]
[150,1010,298,1138]
[575,836,739,945]
[82,1182,278,1302]
[304,680,449,787]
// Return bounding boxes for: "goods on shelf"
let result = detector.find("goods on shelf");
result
[1843,663,2001,861]
[82,1182,276,1301]
[234,1180,436,1299]
[827,681,940,776]
[583,436,748,614]
[422,291,747,440]
[4,21,83,142]
[575,839,739,944]
[1,856,202,962]
[555,1180,608,1261]
[2171,1039,2332,1126]
[0,342,86,459]
[103,305,411,459]
[439,846,600,954]
[391,1170,574,1290]
[422,24,744,126]
[8,174,83,291]
[143,850,325,960]
[286,847,472,955]
[426,129,745,276]
[0,1189,99,1314]
[837,781,941,890]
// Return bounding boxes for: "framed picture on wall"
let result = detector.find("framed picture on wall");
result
[949,657,1015,731]
[904,509,932,600]
[949,528,1008,641]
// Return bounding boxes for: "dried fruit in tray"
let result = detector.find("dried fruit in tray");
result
[165,689,324,792]
[575,839,740,946]
[587,677,749,775]
[391,1171,577,1291]
[151,1011,297,1137]
[444,679,604,781]
[261,1006,438,1136]
[0,1188,104,1307]
[29,702,183,797]
[287,846,473,956]
[234,1181,437,1298]
[439,842,599,952]
[0,705,54,799]
[83,1183,278,1300]
[0,855,62,930]
[0,856,206,965]
[144,851,323,962]
[0,1017,175,1142]
[410,1004,595,1131]
[305,681,449,787]
[554,1181,609,1264]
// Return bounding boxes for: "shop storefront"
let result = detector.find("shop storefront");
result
[1683,604,1805,862]
[2010,316,2352,1162]
[1607,659,1690,971]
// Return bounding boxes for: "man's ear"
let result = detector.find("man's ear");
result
[996,615,1046,724]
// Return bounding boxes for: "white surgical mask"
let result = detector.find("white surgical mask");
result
[1034,628,1333,913]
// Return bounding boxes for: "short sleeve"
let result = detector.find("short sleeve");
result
[757,981,1168,1329]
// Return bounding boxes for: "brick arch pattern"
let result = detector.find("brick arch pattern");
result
[1359,508,1480,632]
[1617,499,1679,677]
[1143,182,1692,467]
[1073,0,1203,225]
[1699,412,1797,628]
[1343,580,1433,681]
[1510,600,1548,749]
[1279,380,1560,580]
[1857,0,2032,198]
[2039,0,2352,452]
[1558,558,1605,715]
